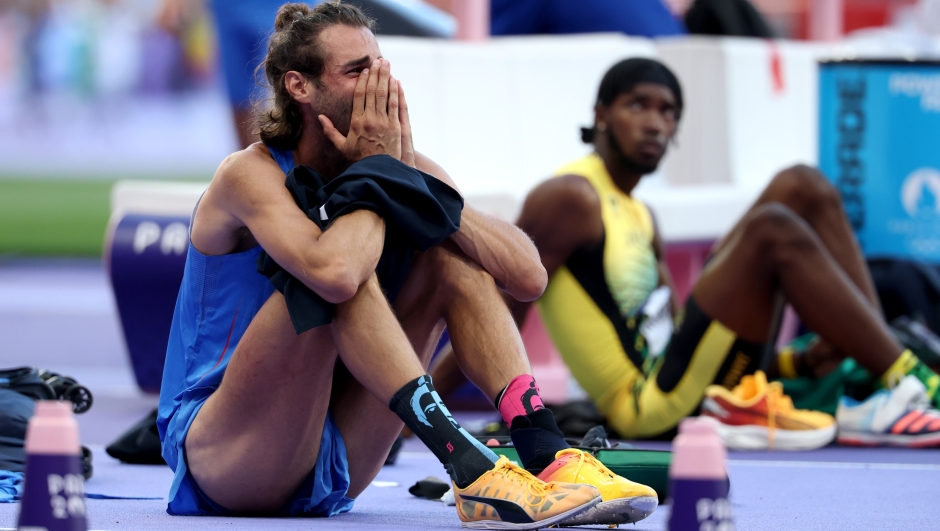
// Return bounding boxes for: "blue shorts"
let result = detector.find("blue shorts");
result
[166,405,354,517]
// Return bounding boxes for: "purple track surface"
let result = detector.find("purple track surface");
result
[1,260,938,530]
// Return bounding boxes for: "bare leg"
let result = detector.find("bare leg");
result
[187,242,534,509]
[424,242,537,405]
[695,203,902,377]
[436,241,532,401]
[720,165,879,307]
[333,241,532,493]
[717,166,883,376]
[186,275,424,512]
[185,292,339,512]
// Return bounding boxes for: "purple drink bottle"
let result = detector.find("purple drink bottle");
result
[17,401,87,531]
[668,417,733,531]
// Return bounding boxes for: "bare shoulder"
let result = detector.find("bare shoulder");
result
[413,151,461,194]
[191,143,288,254]
[211,144,283,198]
[525,174,601,220]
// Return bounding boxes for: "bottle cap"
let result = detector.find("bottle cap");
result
[669,417,726,480]
[24,401,81,456]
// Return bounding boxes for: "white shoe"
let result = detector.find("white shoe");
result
[837,375,940,447]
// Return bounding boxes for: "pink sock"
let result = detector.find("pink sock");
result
[497,374,545,423]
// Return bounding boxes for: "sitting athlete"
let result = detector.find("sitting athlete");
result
[431,57,940,445]
[157,3,656,527]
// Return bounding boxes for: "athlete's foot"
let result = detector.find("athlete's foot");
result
[837,375,940,447]
[700,370,837,451]
[454,455,601,530]
[537,448,658,526]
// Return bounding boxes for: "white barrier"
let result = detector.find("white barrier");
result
[111,36,833,241]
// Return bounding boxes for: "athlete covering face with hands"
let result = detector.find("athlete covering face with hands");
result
[157,2,656,528]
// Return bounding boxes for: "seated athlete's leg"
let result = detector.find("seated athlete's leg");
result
[185,291,340,513]
[188,274,427,511]
[696,203,902,376]
[329,264,446,498]
[607,204,904,438]
[425,241,532,400]
[332,242,532,496]
[721,165,878,308]
[744,165,881,375]
[329,263,501,494]
[407,242,571,474]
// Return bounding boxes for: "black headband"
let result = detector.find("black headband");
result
[581,57,683,143]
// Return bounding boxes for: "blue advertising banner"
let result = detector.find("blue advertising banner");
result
[819,60,940,263]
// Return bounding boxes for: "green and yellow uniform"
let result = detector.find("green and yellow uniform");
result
[537,154,763,438]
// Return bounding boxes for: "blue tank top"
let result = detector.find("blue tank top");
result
[157,146,295,470]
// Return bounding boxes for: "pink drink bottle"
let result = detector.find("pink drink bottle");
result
[667,417,733,531]
[16,401,87,531]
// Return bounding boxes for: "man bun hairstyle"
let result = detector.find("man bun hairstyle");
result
[580,57,683,143]
[256,1,376,150]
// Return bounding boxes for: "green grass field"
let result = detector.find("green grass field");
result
[0,179,115,256]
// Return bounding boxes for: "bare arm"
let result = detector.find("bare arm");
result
[414,153,547,302]
[506,174,605,326]
[650,209,681,315]
[197,149,385,304]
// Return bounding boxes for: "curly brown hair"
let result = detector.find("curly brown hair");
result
[255,2,376,150]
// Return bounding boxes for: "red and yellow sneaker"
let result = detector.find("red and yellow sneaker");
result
[701,370,836,450]
[536,448,658,526]
[454,455,601,530]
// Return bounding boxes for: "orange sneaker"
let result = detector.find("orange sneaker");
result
[453,455,601,529]
[537,448,658,526]
[701,371,836,450]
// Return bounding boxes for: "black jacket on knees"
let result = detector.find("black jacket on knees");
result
[258,154,464,334]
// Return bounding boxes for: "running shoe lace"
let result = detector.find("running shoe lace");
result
[765,381,793,450]
[496,458,548,504]
[555,448,615,482]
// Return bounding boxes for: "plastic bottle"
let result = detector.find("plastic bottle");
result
[667,417,733,531]
[16,401,87,531]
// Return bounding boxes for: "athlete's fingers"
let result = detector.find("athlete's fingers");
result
[364,58,380,116]
[387,76,400,128]
[398,81,415,167]
[352,67,369,116]
[375,59,391,117]
[318,114,346,151]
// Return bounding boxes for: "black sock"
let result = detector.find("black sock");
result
[508,408,570,475]
[389,375,498,488]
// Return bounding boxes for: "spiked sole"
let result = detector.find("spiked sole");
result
[558,495,658,526]
[460,496,601,530]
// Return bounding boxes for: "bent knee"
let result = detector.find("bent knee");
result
[742,203,816,258]
[769,164,842,216]
[422,243,496,296]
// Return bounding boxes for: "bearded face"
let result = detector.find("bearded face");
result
[314,82,354,137]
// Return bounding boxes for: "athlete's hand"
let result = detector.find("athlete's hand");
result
[319,59,402,162]
[397,80,416,168]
